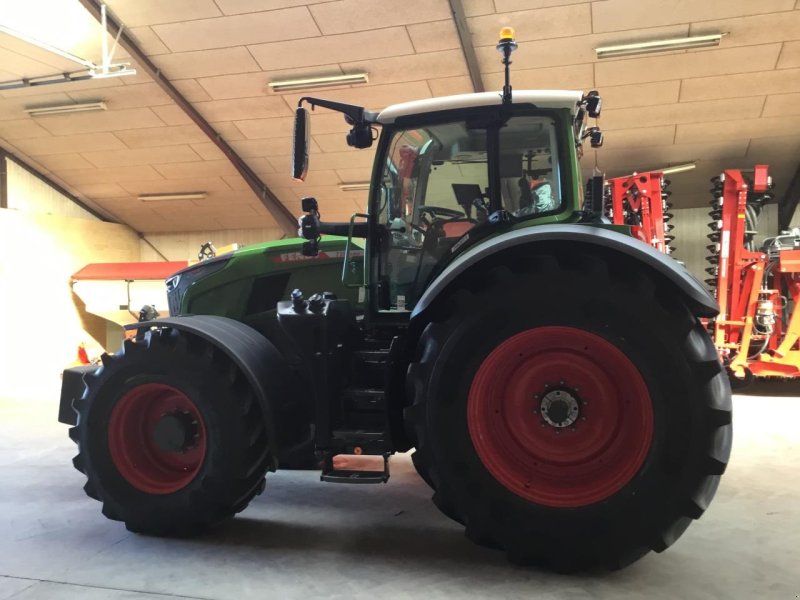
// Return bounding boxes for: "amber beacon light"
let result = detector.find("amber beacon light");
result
[496,27,518,104]
[498,26,515,42]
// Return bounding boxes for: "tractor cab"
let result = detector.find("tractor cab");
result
[294,29,603,315]
[370,94,579,312]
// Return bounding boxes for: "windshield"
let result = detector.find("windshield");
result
[375,114,562,312]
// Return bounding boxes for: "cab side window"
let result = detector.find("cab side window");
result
[499,116,561,217]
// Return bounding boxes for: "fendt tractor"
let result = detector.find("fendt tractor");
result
[58,30,731,571]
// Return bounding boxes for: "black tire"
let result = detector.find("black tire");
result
[406,246,732,571]
[69,328,273,535]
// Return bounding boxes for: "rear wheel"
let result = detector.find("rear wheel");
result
[70,328,273,535]
[407,248,732,570]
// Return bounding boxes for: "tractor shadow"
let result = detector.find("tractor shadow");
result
[199,468,505,569]
[207,515,494,566]
[187,463,650,582]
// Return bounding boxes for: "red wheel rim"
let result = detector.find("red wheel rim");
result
[467,326,653,507]
[108,383,206,494]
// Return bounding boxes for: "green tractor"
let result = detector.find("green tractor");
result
[59,30,731,571]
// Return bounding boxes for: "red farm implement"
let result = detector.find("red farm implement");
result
[605,171,675,255]
[702,165,800,384]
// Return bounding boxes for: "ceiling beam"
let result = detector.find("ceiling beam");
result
[448,0,484,93]
[77,0,298,236]
[779,163,800,232]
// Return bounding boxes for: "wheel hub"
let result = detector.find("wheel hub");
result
[153,411,199,453]
[539,388,580,428]
[108,383,207,495]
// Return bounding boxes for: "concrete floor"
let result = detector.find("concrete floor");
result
[1,388,798,600]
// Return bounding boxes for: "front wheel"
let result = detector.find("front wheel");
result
[407,248,732,570]
[70,328,274,535]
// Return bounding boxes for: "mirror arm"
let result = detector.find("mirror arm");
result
[298,97,376,125]
[319,221,369,238]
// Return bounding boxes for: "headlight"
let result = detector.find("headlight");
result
[166,258,231,315]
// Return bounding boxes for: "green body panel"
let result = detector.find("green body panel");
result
[179,237,364,329]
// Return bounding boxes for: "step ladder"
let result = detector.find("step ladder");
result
[319,341,395,484]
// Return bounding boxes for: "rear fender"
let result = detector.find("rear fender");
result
[411,224,718,320]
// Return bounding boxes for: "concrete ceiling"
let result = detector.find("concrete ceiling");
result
[0,0,799,233]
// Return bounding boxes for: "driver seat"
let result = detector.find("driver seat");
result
[440,220,475,238]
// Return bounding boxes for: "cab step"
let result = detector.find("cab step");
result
[320,453,390,484]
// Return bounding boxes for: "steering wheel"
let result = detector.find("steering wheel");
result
[418,206,465,226]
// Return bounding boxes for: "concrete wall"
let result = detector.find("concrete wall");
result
[6,158,97,221]
[0,157,141,401]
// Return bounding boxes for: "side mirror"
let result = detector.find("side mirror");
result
[292,106,310,181]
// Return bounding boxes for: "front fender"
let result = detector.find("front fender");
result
[124,315,290,461]
[411,224,718,319]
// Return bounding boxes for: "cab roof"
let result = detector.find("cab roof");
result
[376,90,583,125]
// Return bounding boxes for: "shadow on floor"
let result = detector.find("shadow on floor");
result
[203,516,495,565]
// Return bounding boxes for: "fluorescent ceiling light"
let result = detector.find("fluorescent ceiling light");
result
[0,10,136,88]
[25,101,107,116]
[0,1,94,52]
[339,182,371,191]
[269,73,368,92]
[0,68,135,91]
[596,33,726,59]
[139,192,207,202]
[660,163,697,175]
[0,24,94,68]
[88,65,137,79]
